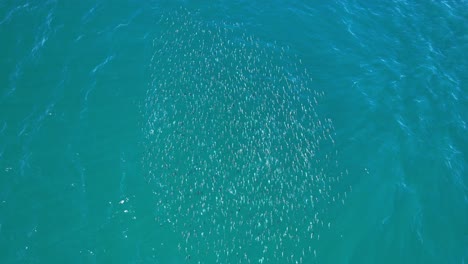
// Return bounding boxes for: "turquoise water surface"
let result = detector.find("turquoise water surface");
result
[0,1,467,263]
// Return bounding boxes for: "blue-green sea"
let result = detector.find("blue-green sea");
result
[1,1,467,263]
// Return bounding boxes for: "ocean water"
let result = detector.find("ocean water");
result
[0,1,467,263]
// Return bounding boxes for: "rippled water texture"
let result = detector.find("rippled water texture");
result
[0,1,467,263]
